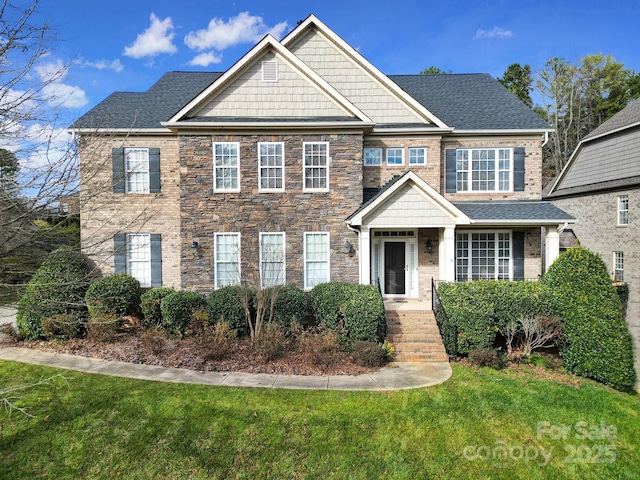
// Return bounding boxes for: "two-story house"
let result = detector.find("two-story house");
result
[72,14,572,304]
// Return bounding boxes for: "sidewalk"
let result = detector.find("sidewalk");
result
[0,305,452,391]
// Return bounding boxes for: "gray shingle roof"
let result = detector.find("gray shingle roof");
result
[73,70,550,131]
[72,71,223,129]
[452,201,574,222]
[583,99,640,140]
[389,74,551,130]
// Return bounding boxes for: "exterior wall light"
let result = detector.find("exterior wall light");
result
[344,240,356,257]
[426,239,433,254]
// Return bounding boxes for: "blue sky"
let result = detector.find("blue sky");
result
[29,0,640,120]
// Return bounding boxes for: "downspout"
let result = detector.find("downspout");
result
[541,131,549,147]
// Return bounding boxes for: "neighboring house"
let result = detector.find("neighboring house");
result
[71,14,572,303]
[546,99,640,383]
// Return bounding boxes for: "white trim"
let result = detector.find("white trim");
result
[364,147,382,166]
[281,15,449,129]
[214,232,241,289]
[386,147,404,166]
[167,35,372,124]
[303,141,329,192]
[259,232,286,288]
[258,142,285,192]
[617,194,629,226]
[126,233,151,288]
[408,147,427,165]
[303,231,330,290]
[450,129,552,135]
[213,142,240,192]
[455,230,512,281]
[161,121,375,131]
[124,147,150,194]
[374,232,418,298]
[261,60,278,82]
[455,147,513,193]
[613,251,624,281]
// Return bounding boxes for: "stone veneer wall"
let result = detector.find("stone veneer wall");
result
[180,133,363,292]
[79,135,182,287]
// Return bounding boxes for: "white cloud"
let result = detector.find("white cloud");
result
[187,51,223,67]
[34,60,88,108]
[473,26,513,40]
[80,58,124,72]
[184,12,288,51]
[123,13,177,58]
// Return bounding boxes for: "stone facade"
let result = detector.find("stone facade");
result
[179,133,363,291]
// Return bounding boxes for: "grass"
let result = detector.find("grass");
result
[1,361,638,479]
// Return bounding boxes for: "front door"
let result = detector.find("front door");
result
[384,242,406,295]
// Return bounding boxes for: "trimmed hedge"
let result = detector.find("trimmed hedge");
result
[160,291,207,336]
[140,287,175,327]
[438,280,551,354]
[207,285,254,333]
[85,274,142,318]
[265,285,307,332]
[541,246,636,392]
[309,282,384,344]
[16,247,94,339]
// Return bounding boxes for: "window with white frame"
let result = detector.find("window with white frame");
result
[304,232,329,289]
[364,147,382,166]
[259,142,284,191]
[386,148,404,166]
[408,147,426,165]
[456,231,511,281]
[456,148,511,192]
[303,142,329,191]
[618,195,629,225]
[126,233,151,287]
[125,148,150,193]
[260,233,285,288]
[213,142,239,191]
[614,251,624,281]
[215,233,240,289]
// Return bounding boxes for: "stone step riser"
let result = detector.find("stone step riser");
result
[394,354,449,363]
[387,334,444,343]
[386,326,441,335]
[385,308,447,363]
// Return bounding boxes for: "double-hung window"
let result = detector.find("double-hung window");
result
[364,147,382,166]
[259,142,284,191]
[618,195,629,226]
[386,148,404,166]
[303,142,329,191]
[456,231,511,281]
[125,148,150,193]
[456,148,511,192]
[260,233,285,288]
[304,232,330,289]
[213,142,240,191]
[408,147,426,165]
[614,251,624,281]
[215,233,240,289]
[126,233,151,287]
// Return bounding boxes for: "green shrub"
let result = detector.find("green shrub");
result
[541,246,636,392]
[140,287,175,328]
[438,280,550,354]
[467,349,504,369]
[86,313,123,342]
[309,282,384,344]
[16,247,94,339]
[161,291,207,336]
[85,274,142,319]
[268,285,307,332]
[350,340,389,367]
[207,285,254,333]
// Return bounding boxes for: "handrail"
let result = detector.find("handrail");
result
[432,277,458,360]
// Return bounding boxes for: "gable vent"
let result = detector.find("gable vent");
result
[262,60,278,82]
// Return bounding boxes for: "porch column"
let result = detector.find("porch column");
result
[545,226,560,271]
[439,226,456,282]
[359,227,371,284]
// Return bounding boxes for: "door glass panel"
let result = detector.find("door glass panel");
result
[384,242,405,295]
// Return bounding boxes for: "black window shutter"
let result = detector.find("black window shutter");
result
[445,149,457,193]
[513,147,525,191]
[112,148,125,193]
[149,148,161,193]
[150,234,162,287]
[512,231,525,280]
[114,234,126,274]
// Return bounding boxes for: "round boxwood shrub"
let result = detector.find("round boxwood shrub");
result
[17,246,94,340]
[541,246,636,392]
[85,274,142,319]
[207,285,254,333]
[161,291,207,336]
[310,282,384,344]
[140,287,175,328]
[265,285,307,332]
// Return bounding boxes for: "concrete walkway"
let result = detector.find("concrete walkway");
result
[0,304,452,391]
[0,347,452,391]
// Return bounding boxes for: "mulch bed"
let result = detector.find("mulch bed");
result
[15,331,378,376]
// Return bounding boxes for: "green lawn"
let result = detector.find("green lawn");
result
[1,361,638,479]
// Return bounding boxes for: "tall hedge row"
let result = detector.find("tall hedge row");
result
[309,282,384,343]
[438,280,550,354]
[541,246,636,392]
